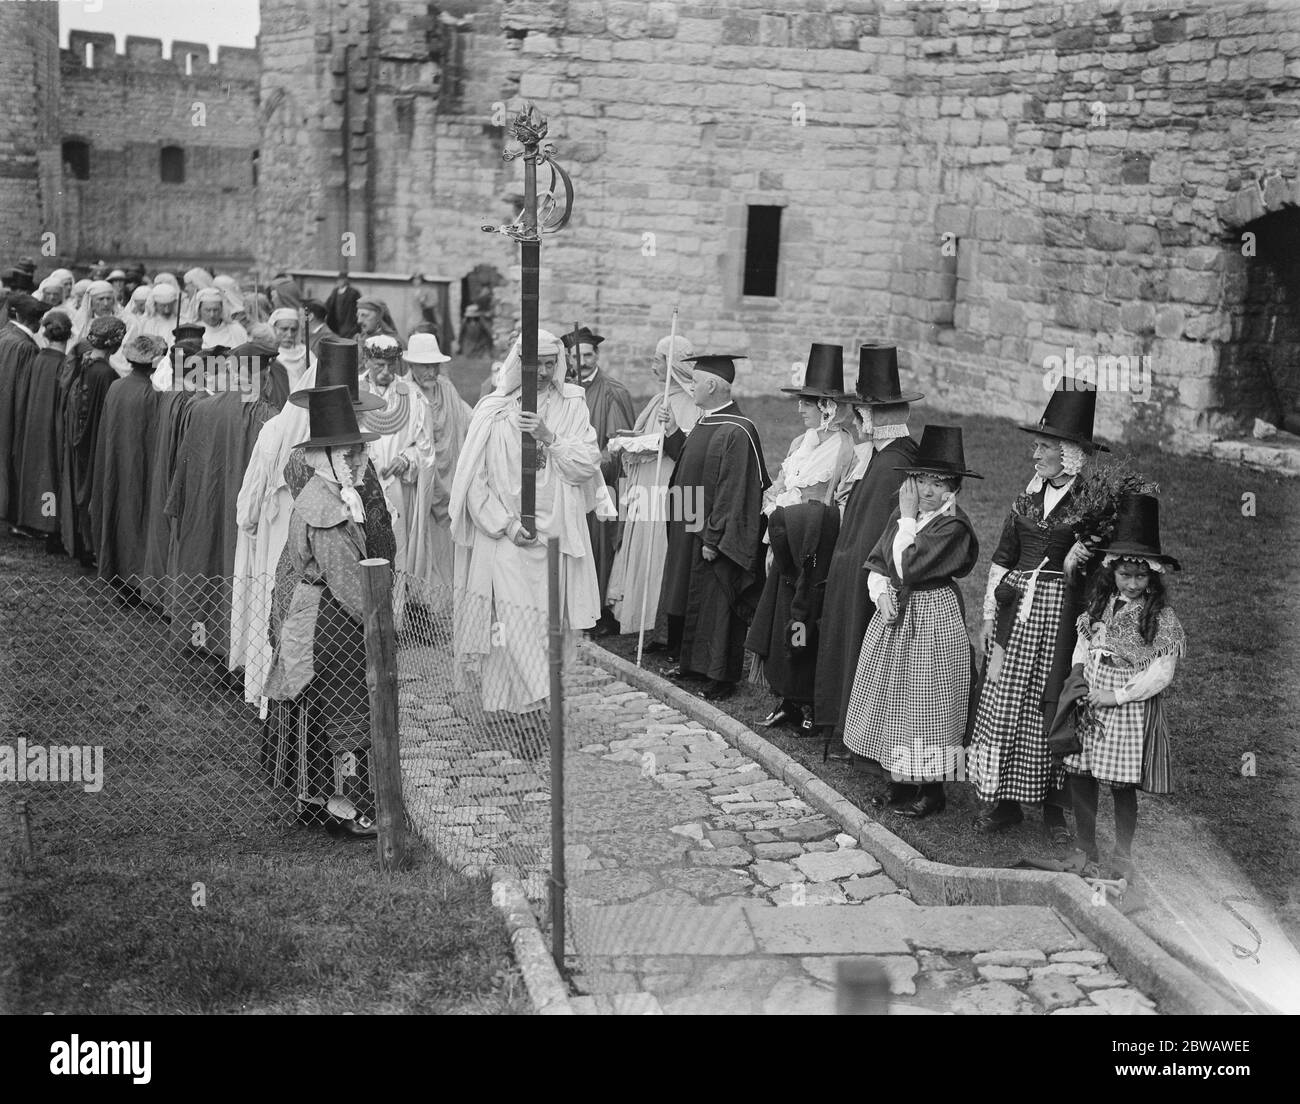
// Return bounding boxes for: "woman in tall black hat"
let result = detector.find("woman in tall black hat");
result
[967,380,1108,838]
[1058,493,1185,880]
[262,385,392,839]
[813,344,921,756]
[748,344,855,731]
[842,426,981,817]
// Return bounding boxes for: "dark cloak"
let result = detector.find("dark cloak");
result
[14,345,65,533]
[746,500,841,703]
[91,369,161,583]
[581,369,637,611]
[0,321,40,522]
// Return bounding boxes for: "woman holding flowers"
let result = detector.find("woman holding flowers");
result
[967,382,1110,840]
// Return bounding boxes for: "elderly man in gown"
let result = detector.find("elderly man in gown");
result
[449,330,611,720]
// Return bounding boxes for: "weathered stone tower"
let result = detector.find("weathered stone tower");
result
[0,2,63,265]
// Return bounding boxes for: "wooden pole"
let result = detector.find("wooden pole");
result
[547,537,566,971]
[636,306,678,667]
[360,557,408,871]
[519,139,540,538]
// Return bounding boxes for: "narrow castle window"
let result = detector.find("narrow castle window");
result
[185,52,196,77]
[63,140,90,181]
[160,146,186,184]
[84,42,95,69]
[743,205,783,298]
[251,149,259,187]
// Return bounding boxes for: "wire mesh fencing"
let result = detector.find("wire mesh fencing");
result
[0,572,294,848]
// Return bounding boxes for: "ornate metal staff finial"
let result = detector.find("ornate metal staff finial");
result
[478,101,574,538]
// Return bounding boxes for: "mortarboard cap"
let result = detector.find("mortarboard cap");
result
[682,353,743,384]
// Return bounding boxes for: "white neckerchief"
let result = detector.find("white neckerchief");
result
[892,495,955,576]
[1043,474,1076,517]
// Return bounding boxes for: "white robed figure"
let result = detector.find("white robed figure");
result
[605,333,699,633]
[359,334,436,628]
[449,330,611,714]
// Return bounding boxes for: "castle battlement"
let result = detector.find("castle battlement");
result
[63,30,259,81]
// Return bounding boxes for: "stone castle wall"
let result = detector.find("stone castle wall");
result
[58,32,260,266]
[0,3,62,265]
[254,0,1300,450]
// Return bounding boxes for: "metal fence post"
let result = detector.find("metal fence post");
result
[360,558,407,871]
[547,537,566,972]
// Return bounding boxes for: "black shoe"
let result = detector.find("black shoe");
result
[667,666,706,681]
[973,801,1024,833]
[701,680,736,701]
[896,791,947,819]
[758,706,803,728]
[872,783,918,810]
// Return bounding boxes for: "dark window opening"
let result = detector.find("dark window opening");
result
[63,140,90,181]
[251,149,259,187]
[743,205,782,298]
[160,145,185,184]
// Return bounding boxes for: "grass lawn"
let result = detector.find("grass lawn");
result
[0,534,530,1016]
[596,394,1300,945]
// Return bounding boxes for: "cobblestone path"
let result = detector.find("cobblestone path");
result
[392,646,1158,1015]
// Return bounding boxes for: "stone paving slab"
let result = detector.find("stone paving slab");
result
[569,904,757,957]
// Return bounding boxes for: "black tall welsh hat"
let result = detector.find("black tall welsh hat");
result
[782,343,845,399]
[1098,493,1180,570]
[836,344,924,405]
[1019,378,1110,452]
[292,385,381,450]
[897,424,983,479]
[291,336,384,412]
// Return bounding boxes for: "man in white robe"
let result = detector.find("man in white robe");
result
[449,330,609,716]
[195,286,247,350]
[358,334,436,625]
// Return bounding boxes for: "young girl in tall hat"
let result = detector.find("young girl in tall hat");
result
[842,426,981,817]
[1058,493,1185,880]
[967,381,1107,839]
[748,344,854,732]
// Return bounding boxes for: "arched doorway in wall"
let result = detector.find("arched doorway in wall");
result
[1219,180,1300,434]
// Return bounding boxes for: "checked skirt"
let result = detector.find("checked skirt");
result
[843,586,971,783]
[1062,657,1147,787]
[967,572,1064,804]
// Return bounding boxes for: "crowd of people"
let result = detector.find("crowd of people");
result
[1,258,1186,870]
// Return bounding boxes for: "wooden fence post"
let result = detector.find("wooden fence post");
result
[360,558,407,871]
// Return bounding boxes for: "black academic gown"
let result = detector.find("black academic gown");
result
[813,435,919,735]
[580,369,637,613]
[0,321,40,522]
[70,352,119,557]
[660,401,770,683]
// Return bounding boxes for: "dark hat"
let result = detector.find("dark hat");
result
[291,336,384,412]
[1098,493,1179,570]
[1019,378,1110,452]
[782,343,845,399]
[560,326,604,349]
[837,344,924,405]
[126,261,147,276]
[16,256,37,274]
[897,424,982,480]
[5,268,35,292]
[682,353,743,384]
[293,385,381,450]
[302,298,328,319]
[8,292,48,325]
[171,322,206,343]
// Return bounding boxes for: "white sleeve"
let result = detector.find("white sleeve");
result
[982,564,1008,621]
[867,571,888,603]
[1114,654,1177,705]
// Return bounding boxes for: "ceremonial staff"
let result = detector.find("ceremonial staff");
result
[636,306,678,667]
[481,102,573,538]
